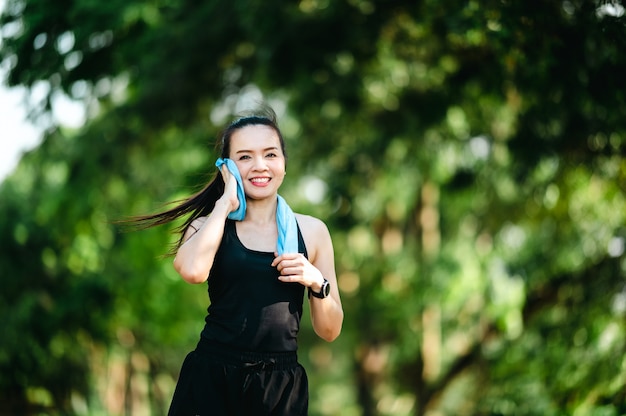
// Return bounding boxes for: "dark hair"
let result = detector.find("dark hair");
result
[127,104,286,254]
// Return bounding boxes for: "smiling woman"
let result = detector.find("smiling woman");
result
[126,103,343,416]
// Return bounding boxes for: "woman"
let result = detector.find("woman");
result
[137,106,343,415]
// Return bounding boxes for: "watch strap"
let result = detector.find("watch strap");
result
[308,279,330,299]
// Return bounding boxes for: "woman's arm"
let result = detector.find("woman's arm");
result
[173,166,239,284]
[273,215,343,341]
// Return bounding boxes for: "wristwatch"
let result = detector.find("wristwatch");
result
[308,279,331,299]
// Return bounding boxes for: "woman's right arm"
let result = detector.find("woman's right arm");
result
[173,166,239,284]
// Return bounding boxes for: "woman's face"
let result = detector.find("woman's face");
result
[229,124,286,201]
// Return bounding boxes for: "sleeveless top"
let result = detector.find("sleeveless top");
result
[200,219,308,352]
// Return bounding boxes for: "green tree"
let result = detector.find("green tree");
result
[1,0,625,415]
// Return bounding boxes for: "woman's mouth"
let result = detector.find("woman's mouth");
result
[250,177,271,186]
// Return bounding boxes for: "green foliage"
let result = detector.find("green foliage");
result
[2,0,626,414]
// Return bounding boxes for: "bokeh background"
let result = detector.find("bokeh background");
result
[1,1,625,415]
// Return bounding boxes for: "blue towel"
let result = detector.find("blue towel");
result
[215,158,246,221]
[215,158,299,254]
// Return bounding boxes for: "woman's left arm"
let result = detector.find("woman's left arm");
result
[273,215,343,342]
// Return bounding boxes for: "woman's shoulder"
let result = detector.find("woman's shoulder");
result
[294,213,333,263]
[294,213,327,232]
[294,213,331,245]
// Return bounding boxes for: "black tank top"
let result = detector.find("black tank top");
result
[200,219,308,352]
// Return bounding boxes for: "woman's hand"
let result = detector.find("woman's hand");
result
[218,164,240,213]
[272,253,325,291]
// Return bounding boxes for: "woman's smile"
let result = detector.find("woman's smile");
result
[250,177,271,186]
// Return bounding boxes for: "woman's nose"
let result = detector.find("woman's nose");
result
[252,156,267,170]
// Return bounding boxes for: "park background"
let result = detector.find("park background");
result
[1,0,625,415]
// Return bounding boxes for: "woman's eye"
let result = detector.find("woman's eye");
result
[238,155,251,160]
[266,153,277,158]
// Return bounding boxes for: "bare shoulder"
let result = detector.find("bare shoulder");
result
[294,213,332,260]
[294,213,329,237]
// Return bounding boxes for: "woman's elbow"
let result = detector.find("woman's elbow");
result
[316,313,343,342]
[183,272,208,285]
[317,325,342,342]
[173,257,208,284]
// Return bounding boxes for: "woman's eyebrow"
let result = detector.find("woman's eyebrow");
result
[235,146,279,154]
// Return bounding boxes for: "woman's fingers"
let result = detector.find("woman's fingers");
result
[274,254,313,285]
[219,165,240,210]
[273,254,303,271]
[219,164,229,180]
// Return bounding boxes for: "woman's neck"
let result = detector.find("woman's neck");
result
[244,196,278,225]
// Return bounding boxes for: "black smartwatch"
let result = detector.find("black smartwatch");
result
[308,279,330,299]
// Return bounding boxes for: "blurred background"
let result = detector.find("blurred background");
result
[1,0,625,415]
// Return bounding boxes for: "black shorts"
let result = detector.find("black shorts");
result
[167,338,309,416]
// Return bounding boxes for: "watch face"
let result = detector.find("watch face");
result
[323,281,330,297]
